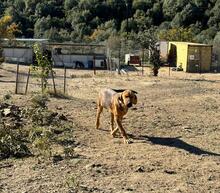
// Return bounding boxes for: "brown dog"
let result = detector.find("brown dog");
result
[95,88,137,144]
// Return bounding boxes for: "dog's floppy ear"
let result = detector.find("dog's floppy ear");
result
[131,90,138,94]
[129,90,137,105]
[131,93,137,105]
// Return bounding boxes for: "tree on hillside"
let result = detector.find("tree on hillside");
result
[0,16,18,39]
[64,0,78,10]
[0,15,19,63]
[0,0,219,44]
[90,20,117,42]
[195,26,218,44]
[158,27,194,42]
[162,0,187,20]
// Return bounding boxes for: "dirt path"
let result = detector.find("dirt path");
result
[0,64,220,193]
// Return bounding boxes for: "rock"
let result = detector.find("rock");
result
[85,163,102,170]
[135,166,145,173]
[59,114,68,121]
[56,106,63,110]
[3,108,11,116]
[164,169,176,174]
[126,188,134,191]
[0,162,13,169]
[52,154,64,164]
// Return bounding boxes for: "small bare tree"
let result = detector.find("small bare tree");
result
[107,34,122,74]
[32,44,52,93]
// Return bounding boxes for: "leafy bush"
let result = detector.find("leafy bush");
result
[30,94,49,109]
[0,122,31,159]
[32,135,52,157]
[0,93,73,160]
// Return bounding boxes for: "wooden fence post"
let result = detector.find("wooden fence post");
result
[64,67,67,94]
[51,69,56,94]
[15,62,19,94]
[25,68,31,95]
[93,55,96,75]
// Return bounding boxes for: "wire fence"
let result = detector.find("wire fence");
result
[15,63,68,95]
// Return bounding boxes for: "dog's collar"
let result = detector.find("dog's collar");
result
[119,93,124,104]
[118,93,125,111]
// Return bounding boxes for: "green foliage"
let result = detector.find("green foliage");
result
[135,28,161,75]
[29,126,53,157]
[0,124,31,159]
[30,94,49,109]
[0,15,19,39]
[1,0,220,43]
[32,44,52,93]
[195,27,218,44]
[158,27,195,42]
[28,94,62,127]
[90,20,117,42]
[213,31,220,45]
[107,34,121,51]
[0,93,73,160]
[0,104,31,159]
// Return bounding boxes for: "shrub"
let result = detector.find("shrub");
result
[30,94,49,109]
[0,122,31,159]
[3,93,12,100]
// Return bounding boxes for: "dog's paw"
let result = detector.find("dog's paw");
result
[124,139,133,144]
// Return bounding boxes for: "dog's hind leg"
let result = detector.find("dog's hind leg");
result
[95,105,103,129]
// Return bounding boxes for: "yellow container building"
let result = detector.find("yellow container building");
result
[168,42,213,73]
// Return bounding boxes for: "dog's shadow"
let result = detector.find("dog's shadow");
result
[129,134,220,156]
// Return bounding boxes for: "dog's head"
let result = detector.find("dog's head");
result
[120,90,137,108]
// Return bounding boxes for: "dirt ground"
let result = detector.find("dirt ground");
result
[0,63,220,193]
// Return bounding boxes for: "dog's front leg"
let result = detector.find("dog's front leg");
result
[110,113,116,137]
[113,116,131,144]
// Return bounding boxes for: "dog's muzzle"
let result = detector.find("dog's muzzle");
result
[127,103,132,108]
